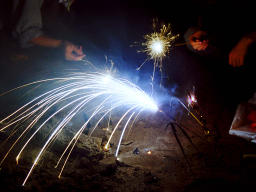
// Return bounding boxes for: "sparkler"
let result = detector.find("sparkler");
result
[187,93,197,107]
[187,86,197,108]
[0,72,158,186]
[137,19,179,83]
[178,99,203,127]
[185,89,209,135]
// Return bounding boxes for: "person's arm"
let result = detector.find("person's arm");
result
[30,36,85,61]
[30,36,62,48]
[229,32,256,67]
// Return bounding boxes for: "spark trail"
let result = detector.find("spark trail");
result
[0,72,158,185]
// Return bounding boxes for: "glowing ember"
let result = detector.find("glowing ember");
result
[187,94,197,106]
[104,144,110,151]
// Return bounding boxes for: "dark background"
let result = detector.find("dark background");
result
[0,0,254,90]
[0,0,255,122]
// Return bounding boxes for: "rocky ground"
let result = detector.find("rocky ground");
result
[1,96,256,192]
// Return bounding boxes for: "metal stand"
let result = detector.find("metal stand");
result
[165,118,200,171]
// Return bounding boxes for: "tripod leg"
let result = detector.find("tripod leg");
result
[175,123,199,152]
[165,121,174,131]
[170,123,191,169]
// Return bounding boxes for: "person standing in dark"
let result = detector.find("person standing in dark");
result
[183,0,256,104]
[1,0,85,61]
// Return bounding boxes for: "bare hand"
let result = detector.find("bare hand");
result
[189,31,209,51]
[229,37,252,67]
[64,41,85,61]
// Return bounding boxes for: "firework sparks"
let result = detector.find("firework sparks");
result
[142,24,177,63]
[187,86,197,107]
[178,99,203,127]
[137,20,179,82]
[0,72,158,185]
[187,93,197,107]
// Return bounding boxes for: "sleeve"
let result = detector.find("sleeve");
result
[13,0,44,48]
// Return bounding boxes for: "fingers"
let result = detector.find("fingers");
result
[229,53,235,67]
[229,37,250,67]
[191,41,208,51]
[65,42,86,61]
[229,51,245,67]
[189,30,209,51]
[72,45,84,56]
[66,52,85,61]
[71,54,85,61]
[229,53,238,67]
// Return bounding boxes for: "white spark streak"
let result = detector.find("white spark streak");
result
[0,72,158,185]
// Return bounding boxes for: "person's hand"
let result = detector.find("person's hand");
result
[64,41,85,61]
[229,37,253,67]
[189,31,209,51]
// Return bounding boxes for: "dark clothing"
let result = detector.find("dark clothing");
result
[12,0,44,48]
[159,1,256,113]
[190,1,256,53]
[10,0,70,48]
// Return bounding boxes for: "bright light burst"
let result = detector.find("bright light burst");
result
[0,72,158,185]
[187,94,197,107]
[187,86,198,108]
[138,21,179,74]
[149,38,164,56]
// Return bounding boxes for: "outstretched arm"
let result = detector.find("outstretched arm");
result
[229,32,256,67]
[31,36,85,61]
